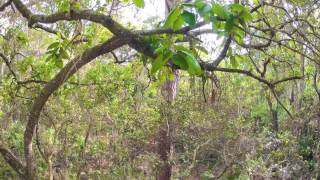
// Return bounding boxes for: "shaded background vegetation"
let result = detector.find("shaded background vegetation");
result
[0,0,320,179]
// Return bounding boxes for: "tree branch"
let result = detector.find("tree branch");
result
[0,52,18,80]
[0,0,12,11]
[0,143,26,177]
[272,76,301,86]
[23,36,128,179]
[12,0,130,36]
[135,21,207,35]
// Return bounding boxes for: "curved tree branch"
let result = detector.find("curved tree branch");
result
[12,0,129,36]
[23,36,128,179]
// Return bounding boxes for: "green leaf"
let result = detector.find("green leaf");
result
[212,4,227,19]
[172,53,189,70]
[179,51,202,75]
[47,42,60,50]
[198,3,211,18]
[233,31,244,44]
[195,0,205,9]
[173,16,185,31]
[151,52,172,74]
[174,45,194,55]
[230,55,239,68]
[46,54,54,62]
[16,31,28,45]
[173,34,184,41]
[133,0,145,8]
[225,15,235,32]
[229,4,245,14]
[239,10,253,22]
[72,1,81,10]
[212,17,223,31]
[55,59,64,68]
[164,7,181,29]
[55,0,70,12]
[18,56,33,73]
[181,11,196,27]
[155,46,165,55]
[59,48,69,59]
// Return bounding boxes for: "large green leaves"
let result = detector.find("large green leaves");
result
[212,4,228,19]
[181,11,196,27]
[210,3,252,39]
[152,1,253,76]
[164,7,182,29]
[182,51,202,75]
[172,50,202,75]
[151,46,202,76]
[164,6,197,31]
[230,3,252,22]
[172,53,189,70]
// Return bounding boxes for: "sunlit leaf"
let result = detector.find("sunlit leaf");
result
[230,55,239,68]
[212,4,227,19]
[151,51,172,74]
[173,16,185,31]
[133,0,145,8]
[47,42,60,50]
[164,7,181,29]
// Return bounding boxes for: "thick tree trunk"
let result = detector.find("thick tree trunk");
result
[157,2,179,179]
[157,125,172,180]
[158,70,179,180]
[266,95,278,133]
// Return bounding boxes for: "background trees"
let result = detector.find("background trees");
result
[0,0,319,179]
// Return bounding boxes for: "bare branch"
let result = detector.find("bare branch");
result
[0,0,12,11]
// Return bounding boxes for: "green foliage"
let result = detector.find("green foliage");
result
[177,50,202,75]
[133,0,145,8]
[54,0,70,12]
[46,39,70,69]
[1,0,320,179]
[181,11,196,27]
[164,6,183,30]
[149,1,253,77]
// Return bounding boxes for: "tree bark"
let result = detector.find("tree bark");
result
[157,1,179,179]
[266,94,278,133]
[0,144,26,178]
